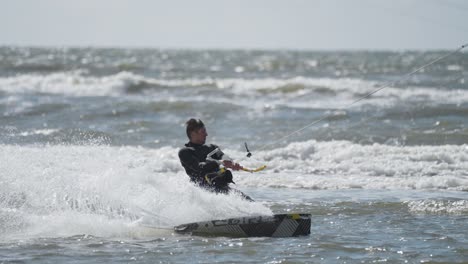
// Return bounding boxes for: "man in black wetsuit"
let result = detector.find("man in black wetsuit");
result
[178,118,252,200]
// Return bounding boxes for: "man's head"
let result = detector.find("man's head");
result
[186,118,207,144]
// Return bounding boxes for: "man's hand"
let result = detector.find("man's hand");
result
[222,160,243,171]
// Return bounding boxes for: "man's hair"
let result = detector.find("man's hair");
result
[186,118,205,139]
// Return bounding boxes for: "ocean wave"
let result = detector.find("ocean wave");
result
[0,144,270,239]
[297,200,468,216]
[2,128,113,145]
[2,141,467,194]
[1,72,466,108]
[1,141,467,239]
[0,71,224,96]
[234,140,468,191]
[406,199,468,215]
[0,71,147,96]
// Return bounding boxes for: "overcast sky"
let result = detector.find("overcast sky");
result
[1,0,467,50]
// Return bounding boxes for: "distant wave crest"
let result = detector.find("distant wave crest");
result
[1,72,467,109]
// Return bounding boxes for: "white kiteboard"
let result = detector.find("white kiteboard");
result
[174,213,311,237]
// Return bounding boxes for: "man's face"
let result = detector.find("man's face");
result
[190,127,208,144]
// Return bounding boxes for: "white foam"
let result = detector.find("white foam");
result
[407,199,468,215]
[1,73,466,109]
[1,141,467,239]
[0,71,217,97]
[0,71,138,96]
[19,129,59,136]
[0,144,270,240]
[232,140,468,191]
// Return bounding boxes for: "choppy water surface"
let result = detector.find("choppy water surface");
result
[1,46,467,263]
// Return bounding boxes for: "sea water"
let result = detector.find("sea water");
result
[0,47,467,263]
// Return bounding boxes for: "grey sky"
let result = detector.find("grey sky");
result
[1,0,467,50]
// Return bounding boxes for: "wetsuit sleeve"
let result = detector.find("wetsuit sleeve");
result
[178,148,219,174]
[209,144,225,161]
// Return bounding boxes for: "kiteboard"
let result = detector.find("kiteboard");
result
[174,213,311,237]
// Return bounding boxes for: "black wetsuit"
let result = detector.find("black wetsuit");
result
[178,142,224,188]
[178,142,253,201]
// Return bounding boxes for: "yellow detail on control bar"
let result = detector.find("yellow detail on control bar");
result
[241,165,267,173]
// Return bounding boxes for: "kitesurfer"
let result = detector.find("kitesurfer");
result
[178,118,252,200]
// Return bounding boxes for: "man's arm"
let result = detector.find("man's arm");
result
[208,146,243,171]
